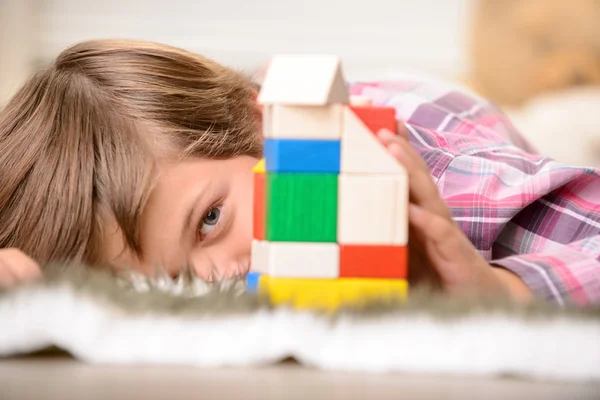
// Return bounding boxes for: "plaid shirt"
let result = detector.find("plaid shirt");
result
[351,79,600,307]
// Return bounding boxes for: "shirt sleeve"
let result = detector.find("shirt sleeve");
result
[350,80,600,307]
[416,123,600,307]
[492,237,600,307]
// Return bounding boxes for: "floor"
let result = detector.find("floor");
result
[1,353,598,400]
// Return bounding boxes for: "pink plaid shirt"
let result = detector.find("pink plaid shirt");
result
[351,80,600,307]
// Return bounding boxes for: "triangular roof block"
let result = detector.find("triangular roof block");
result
[258,55,349,105]
[341,107,406,175]
[253,158,266,173]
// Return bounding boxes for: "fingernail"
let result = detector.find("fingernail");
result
[387,143,405,160]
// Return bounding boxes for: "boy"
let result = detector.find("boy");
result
[0,39,598,306]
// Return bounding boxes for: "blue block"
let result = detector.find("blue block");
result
[246,272,262,293]
[264,139,341,173]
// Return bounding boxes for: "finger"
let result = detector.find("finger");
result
[377,128,399,146]
[379,133,451,220]
[396,120,409,141]
[406,226,443,289]
[409,204,470,261]
[0,261,18,288]
[12,258,42,281]
[409,204,476,288]
[379,131,435,183]
[375,121,408,143]
[1,250,41,281]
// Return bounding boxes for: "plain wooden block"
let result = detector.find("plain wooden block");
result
[259,277,408,311]
[250,241,339,278]
[250,239,269,275]
[267,173,338,242]
[339,245,408,279]
[245,271,261,293]
[264,138,340,173]
[262,105,273,138]
[340,106,406,174]
[393,174,409,245]
[263,104,343,140]
[337,174,408,245]
[258,55,349,105]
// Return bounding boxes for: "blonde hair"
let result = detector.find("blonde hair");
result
[0,39,262,266]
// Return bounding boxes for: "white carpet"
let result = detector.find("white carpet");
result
[0,269,598,383]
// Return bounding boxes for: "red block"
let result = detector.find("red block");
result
[253,173,265,240]
[340,245,408,279]
[349,105,396,136]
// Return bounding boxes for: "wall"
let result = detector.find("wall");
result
[35,0,473,80]
[0,0,38,103]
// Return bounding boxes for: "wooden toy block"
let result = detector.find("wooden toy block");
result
[253,172,265,240]
[250,240,339,278]
[264,138,340,173]
[250,239,269,276]
[246,271,261,293]
[258,55,349,105]
[339,245,408,279]
[337,174,408,245]
[349,105,396,136]
[267,173,338,242]
[340,106,406,174]
[262,105,273,138]
[263,104,343,140]
[393,174,409,245]
[258,277,408,311]
[252,158,266,173]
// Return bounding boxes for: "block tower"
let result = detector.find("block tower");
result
[247,55,408,311]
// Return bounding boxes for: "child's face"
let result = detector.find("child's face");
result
[104,155,259,280]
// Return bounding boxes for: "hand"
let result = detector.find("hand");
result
[0,249,42,288]
[377,126,533,303]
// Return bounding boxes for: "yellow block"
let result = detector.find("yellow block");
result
[259,277,408,311]
[252,158,266,174]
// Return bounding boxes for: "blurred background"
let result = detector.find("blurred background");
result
[1,0,599,166]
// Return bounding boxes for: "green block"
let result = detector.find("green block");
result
[266,173,338,242]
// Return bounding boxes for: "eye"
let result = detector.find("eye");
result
[198,206,221,239]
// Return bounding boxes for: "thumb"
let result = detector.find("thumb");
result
[409,204,469,263]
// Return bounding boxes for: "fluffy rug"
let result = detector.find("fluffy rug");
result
[0,265,598,383]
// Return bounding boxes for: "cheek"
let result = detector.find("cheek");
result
[234,174,255,244]
[232,162,256,241]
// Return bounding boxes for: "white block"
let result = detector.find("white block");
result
[250,240,339,278]
[338,174,408,245]
[263,104,343,139]
[340,106,406,174]
[393,175,409,245]
[262,104,273,138]
[251,240,269,274]
[258,54,349,105]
